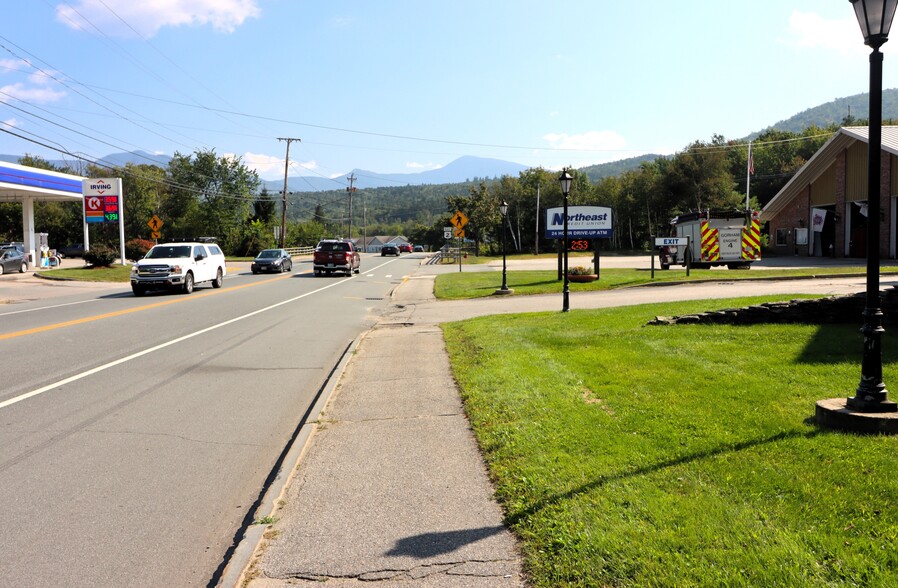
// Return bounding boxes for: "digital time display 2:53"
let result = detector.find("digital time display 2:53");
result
[567,239,591,252]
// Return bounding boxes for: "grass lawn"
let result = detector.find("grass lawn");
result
[443,297,898,587]
[39,264,133,282]
[434,266,889,300]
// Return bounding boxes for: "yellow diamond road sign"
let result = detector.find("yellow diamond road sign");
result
[148,215,164,232]
[450,211,468,229]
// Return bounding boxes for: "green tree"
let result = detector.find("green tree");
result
[166,149,260,252]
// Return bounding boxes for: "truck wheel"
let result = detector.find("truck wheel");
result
[182,272,194,294]
[212,267,223,288]
[132,285,146,297]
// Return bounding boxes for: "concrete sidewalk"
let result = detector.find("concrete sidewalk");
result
[239,271,525,587]
[228,260,887,587]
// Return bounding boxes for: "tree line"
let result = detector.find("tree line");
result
[0,124,841,256]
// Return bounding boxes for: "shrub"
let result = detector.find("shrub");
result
[568,265,595,275]
[125,238,155,261]
[83,246,118,267]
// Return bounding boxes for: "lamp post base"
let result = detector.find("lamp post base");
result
[493,287,514,296]
[816,398,898,434]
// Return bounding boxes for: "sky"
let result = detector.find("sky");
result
[0,1,893,190]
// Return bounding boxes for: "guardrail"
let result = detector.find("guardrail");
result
[286,246,315,256]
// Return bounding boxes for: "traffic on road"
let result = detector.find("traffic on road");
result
[0,251,423,588]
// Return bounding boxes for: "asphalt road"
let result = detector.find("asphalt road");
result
[0,253,425,588]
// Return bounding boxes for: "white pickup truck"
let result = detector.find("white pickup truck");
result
[130,242,226,296]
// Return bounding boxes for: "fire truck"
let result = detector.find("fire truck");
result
[659,209,761,270]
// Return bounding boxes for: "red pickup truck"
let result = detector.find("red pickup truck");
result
[313,239,361,276]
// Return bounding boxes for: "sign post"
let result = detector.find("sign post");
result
[449,211,469,272]
[653,236,691,278]
[82,178,125,265]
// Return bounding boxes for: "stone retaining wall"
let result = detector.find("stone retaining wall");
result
[647,288,898,326]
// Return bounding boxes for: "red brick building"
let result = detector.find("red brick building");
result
[761,126,898,259]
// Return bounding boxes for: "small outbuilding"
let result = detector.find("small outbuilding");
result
[761,126,898,259]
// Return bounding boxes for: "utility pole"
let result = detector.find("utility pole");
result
[277,137,300,248]
[346,173,357,242]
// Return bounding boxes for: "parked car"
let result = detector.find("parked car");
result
[313,239,360,276]
[130,242,226,295]
[398,243,412,253]
[0,246,28,275]
[0,241,24,254]
[252,248,293,274]
[381,244,400,256]
[413,245,424,252]
[58,243,85,258]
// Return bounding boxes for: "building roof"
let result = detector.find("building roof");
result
[760,126,898,222]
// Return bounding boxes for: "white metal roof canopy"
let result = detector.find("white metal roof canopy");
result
[0,160,86,265]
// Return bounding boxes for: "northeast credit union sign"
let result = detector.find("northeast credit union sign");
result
[545,205,613,239]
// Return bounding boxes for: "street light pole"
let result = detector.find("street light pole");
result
[558,169,573,312]
[496,200,511,294]
[848,0,898,412]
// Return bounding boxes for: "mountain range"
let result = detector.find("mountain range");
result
[5,89,897,190]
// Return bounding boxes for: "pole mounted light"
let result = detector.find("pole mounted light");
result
[496,200,511,294]
[558,169,573,312]
[848,0,898,412]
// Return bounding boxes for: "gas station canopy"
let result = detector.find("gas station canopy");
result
[0,160,86,264]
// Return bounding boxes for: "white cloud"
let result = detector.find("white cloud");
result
[56,0,261,38]
[0,82,66,104]
[783,10,868,55]
[406,161,442,171]
[2,117,20,128]
[240,151,320,180]
[542,130,628,152]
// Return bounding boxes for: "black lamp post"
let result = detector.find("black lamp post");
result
[496,200,511,294]
[848,0,898,412]
[558,169,573,312]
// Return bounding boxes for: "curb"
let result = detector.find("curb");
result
[217,333,367,588]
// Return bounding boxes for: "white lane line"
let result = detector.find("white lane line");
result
[0,278,349,411]
[0,298,104,317]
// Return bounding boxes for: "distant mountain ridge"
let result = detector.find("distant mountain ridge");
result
[263,155,529,192]
[5,90,896,190]
[755,88,898,136]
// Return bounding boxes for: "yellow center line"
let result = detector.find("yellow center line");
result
[0,271,300,341]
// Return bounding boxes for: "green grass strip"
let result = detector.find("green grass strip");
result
[434,267,892,300]
[443,297,898,587]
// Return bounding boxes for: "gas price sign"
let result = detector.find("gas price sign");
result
[104,195,119,222]
[82,178,123,225]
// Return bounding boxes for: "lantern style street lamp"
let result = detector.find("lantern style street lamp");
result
[848,0,898,412]
[558,169,573,312]
[495,200,512,295]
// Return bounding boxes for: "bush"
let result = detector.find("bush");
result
[83,246,118,267]
[568,265,595,275]
[125,238,155,261]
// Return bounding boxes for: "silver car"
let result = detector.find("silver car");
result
[0,247,28,275]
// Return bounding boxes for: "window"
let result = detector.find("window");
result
[775,228,789,246]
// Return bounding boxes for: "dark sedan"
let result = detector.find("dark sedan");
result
[381,244,400,256]
[251,249,293,274]
[0,246,28,275]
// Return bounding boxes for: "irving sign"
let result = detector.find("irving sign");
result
[545,205,613,239]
